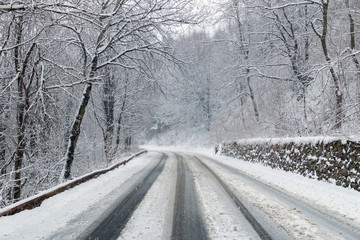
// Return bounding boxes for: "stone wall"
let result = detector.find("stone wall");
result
[217,137,360,191]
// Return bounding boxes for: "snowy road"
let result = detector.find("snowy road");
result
[171,154,208,240]
[1,150,360,240]
[196,155,360,240]
[78,154,167,240]
[190,154,360,240]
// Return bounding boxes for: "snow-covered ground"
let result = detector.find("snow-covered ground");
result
[0,145,359,240]
[0,152,161,240]
[197,155,342,239]
[207,153,360,228]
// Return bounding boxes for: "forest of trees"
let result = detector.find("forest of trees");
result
[155,0,360,143]
[1,0,360,206]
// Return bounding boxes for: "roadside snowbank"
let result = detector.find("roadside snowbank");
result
[0,153,158,240]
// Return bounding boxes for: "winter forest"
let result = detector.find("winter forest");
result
[1,0,360,206]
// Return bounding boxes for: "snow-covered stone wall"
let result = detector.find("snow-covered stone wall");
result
[217,137,360,191]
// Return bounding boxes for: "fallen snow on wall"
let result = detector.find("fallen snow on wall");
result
[217,136,360,191]
[222,136,358,145]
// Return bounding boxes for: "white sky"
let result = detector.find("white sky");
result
[179,0,227,36]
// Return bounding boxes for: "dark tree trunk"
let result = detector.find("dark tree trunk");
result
[11,18,36,201]
[103,74,115,163]
[246,72,260,123]
[12,133,25,200]
[312,1,343,129]
[61,11,111,180]
[62,56,98,180]
[303,87,307,124]
[62,82,93,180]
[124,136,132,151]
[114,77,129,155]
[345,0,360,114]
[0,106,6,175]
[0,131,5,175]
[321,2,342,129]
[205,76,211,131]
[234,0,260,123]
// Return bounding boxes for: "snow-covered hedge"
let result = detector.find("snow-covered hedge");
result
[217,137,360,191]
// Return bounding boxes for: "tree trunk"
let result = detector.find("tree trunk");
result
[62,82,93,180]
[12,131,25,200]
[313,1,343,129]
[61,56,98,180]
[11,17,36,201]
[345,0,360,115]
[0,102,6,175]
[205,76,211,131]
[124,136,132,151]
[12,19,23,200]
[246,71,260,122]
[114,76,129,156]
[0,126,5,175]
[322,2,342,129]
[303,88,307,123]
[61,8,111,180]
[234,0,260,123]
[103,74,115,164]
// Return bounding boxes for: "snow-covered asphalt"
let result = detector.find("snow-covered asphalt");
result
[0,150,359,240]
[192,154,360,240]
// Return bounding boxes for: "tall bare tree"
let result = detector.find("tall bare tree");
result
[311,0,343,129]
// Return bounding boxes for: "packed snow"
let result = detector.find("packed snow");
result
[206,153,360,228]
[117,154,177,240]
[186,155,261,240]
[0,153,160,240]
[0,145,359,240]
[144,145,360,236]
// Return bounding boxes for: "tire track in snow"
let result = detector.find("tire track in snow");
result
[198,155,360,240]
[171,154,208,240]
[185,154,262,240]
[192,156,273,240]
[79,154,167,240]
[117,153,177,240]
